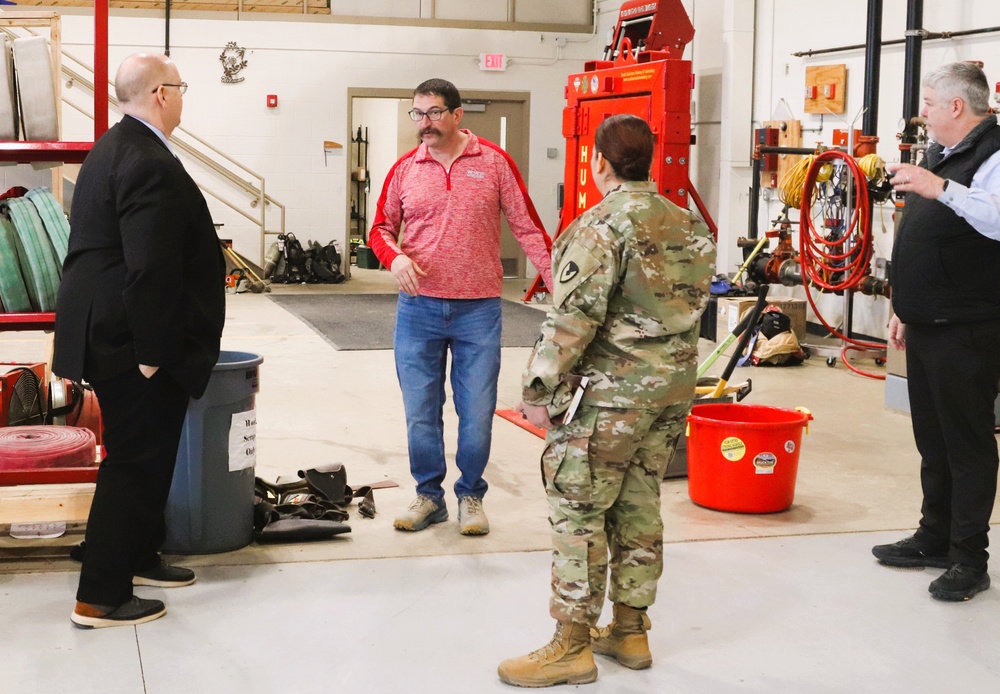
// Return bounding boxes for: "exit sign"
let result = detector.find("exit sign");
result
[480,53,507,71]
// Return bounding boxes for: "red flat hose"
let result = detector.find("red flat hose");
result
[0,426,98,470]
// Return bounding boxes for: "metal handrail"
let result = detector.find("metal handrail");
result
[61,58,286,265]
[0,23,285,264]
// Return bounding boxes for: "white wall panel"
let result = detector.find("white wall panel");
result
[515,0,593,26]
[58,14,601,262]
[435,0,509,23]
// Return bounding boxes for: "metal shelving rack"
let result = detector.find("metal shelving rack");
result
[349,126,369,263]
[0,4,107,334]
[0,5,108,489]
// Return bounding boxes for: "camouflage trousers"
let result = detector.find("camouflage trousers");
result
[543,401,689,625]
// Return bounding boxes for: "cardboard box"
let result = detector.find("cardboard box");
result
[715,297,807,354]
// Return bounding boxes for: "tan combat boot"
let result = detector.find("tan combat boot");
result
[590,603,652,669]
[497,621,598,687]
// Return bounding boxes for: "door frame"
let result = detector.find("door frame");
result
[346,87,532,278]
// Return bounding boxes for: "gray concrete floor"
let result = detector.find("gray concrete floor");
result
[2,269,999,693]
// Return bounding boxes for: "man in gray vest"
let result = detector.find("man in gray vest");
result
[874,62,1000,602]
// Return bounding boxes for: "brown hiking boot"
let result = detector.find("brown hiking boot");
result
[497,621,598,688]
[590,603,652,670]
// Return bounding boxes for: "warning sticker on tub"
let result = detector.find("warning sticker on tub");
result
[228,409,257,472]
[753,452,777,474]
[784,440,796,454]
[720,437,746,461]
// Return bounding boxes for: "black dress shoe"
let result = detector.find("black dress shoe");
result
[928,563,991,602]
[71,596,166,629]
[133,560,196,588]
[872,536,951,569]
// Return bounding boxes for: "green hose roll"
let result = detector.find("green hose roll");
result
[26,187,70,268]
[2,197,60,311]
[0,215,32,312]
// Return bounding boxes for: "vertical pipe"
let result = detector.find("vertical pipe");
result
[747,156,762,241]
[853,0,884,340]
[165,0,171,56]
[900,0,923,163]
[862,0,882,135]
[94,0,108,139]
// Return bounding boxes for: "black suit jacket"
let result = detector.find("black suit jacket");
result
[53,116,226,398]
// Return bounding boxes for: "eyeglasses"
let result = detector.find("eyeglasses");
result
[408,107,452,122]
[153,82,188,95]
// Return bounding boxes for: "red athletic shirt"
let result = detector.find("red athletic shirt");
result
[368,131,553,299]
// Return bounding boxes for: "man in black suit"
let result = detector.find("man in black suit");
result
[53,53,225,629]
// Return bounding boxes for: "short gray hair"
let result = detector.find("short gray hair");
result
[923,62,991,116]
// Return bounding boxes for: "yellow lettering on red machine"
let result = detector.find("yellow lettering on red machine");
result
[621,67,657,84]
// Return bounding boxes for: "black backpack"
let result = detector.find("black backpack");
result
[759,310,792,340]
[272,233,306,283]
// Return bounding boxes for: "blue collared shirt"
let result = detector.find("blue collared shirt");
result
[131,115,176,157]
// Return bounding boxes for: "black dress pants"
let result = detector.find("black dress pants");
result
[77,367,189,606]
[906,319,1000,571]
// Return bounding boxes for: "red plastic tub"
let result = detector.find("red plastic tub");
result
[686,403,812,513]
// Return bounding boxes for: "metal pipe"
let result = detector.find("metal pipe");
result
[165,0,171,56]
[748,156,762,240]
[900,0,924,164]
[792,24,1000,58]
[759,145,829,156]
[862,0,882,136]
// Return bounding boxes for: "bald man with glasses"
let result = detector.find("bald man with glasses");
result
[369,78,553,536]
[54,53,225,628]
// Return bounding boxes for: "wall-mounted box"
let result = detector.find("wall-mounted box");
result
[804,64,847,115]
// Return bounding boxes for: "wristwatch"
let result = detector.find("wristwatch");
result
[941,179,951,192]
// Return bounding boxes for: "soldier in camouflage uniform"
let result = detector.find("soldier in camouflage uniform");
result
[498,114,715,688]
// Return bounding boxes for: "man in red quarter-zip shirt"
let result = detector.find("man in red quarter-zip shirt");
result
[369,78,553,537]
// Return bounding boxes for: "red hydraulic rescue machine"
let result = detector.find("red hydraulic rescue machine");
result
[525,0,715,301]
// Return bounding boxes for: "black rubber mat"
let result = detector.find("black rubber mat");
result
[268,293,546,351]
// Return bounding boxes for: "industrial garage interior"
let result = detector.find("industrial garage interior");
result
[2,1,1000,692]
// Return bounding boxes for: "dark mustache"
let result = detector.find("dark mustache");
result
[420,127,441,138]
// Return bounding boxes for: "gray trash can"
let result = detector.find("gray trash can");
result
[162,350,263,554]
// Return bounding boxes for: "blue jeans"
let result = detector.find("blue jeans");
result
[394,294,501,502]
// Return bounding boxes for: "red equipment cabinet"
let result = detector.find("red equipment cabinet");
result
[562,0,699,227]
[523,0,714,302]
[562,54,694,220]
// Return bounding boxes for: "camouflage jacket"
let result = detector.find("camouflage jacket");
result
[522,181,716,411]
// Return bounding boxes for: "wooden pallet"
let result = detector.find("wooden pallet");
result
[0,483,93,524]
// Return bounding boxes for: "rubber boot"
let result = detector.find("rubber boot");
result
[590,603,652,670]
[497,621,598,688]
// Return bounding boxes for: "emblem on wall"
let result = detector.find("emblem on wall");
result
[220,42,248,84]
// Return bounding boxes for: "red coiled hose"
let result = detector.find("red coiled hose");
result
[798,150,885,379]
[0,426,98,470]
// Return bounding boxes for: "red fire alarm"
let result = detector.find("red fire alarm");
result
[267,94,278,108]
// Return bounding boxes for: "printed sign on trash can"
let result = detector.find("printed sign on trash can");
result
[229,409,257,472]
